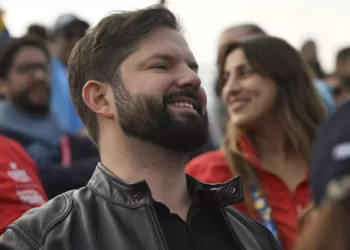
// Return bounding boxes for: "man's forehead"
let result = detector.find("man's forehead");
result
[136,28,196,61]
[13,47,48,63]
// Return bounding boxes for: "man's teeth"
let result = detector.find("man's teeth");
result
[172,102,194,109]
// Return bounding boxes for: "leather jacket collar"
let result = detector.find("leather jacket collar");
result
[87,163,244,208]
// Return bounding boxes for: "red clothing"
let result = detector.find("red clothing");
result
[186,149,310,250]
[0,136,48,233]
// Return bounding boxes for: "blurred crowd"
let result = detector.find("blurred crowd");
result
[0,12,99,226]
[0,5,349,250]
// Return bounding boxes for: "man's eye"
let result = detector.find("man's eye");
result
[154,64,168,70]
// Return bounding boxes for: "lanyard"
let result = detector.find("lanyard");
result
[249,185,283,249]
[240,135,283,248]
[60,134,72,168]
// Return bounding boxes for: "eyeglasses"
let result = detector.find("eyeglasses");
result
[14,63,50,75]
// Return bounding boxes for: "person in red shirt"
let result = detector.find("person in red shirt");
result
[186,36,326,250]
[0,135,48,233]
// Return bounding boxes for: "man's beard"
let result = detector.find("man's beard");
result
[11,86,50,114]
[113,83,209,153]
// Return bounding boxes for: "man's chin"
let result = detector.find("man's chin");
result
[24,103,50,114]
[161,127,209,153]
[163,138,208,153]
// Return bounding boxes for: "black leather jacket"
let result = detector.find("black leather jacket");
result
[0,163,280,250]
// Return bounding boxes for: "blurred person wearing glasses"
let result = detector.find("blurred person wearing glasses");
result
[50,14,89,134]
[0,36,99,199]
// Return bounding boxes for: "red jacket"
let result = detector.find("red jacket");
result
[186,146,310,250]
[0,136,48,234]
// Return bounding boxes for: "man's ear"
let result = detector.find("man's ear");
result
[82,80,114,119]
[0,78,9,99]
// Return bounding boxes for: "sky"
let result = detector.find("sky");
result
[1,0,350,95]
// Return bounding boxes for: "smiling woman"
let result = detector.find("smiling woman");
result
[186,35,327,250]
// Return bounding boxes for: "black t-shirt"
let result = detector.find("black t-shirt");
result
[155,201,241,250]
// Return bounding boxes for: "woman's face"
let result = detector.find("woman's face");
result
[221,48,279,129]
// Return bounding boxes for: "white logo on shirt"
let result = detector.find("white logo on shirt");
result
[10,162,17,169]
[7,162,32,183]
[16,189,45,205]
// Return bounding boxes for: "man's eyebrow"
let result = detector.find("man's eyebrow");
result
[143,53,199,72]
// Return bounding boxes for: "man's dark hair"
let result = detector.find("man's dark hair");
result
[68,5,180,144]
[26,24,48,41]
[336,47,350,65]
[0,36,49,78]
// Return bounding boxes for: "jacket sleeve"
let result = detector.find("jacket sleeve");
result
[0,228,36,250]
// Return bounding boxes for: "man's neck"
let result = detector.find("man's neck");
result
[100,130,191,220]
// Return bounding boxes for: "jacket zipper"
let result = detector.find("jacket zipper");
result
[148,206,169,250]
[220,208,246,250]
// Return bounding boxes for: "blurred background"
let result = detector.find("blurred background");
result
[2,0,350,100]
[1,1,350,246]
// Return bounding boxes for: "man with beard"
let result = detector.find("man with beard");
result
[0,6,280,250]
[0,36,57,166]
[0,36,99,199]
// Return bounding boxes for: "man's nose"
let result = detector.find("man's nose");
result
[32,68,48,80]
[175,67,201,90]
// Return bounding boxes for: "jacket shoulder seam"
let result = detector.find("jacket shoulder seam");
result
[4,226,39,250]
[39,192,73,245]
[10,192,73,247]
